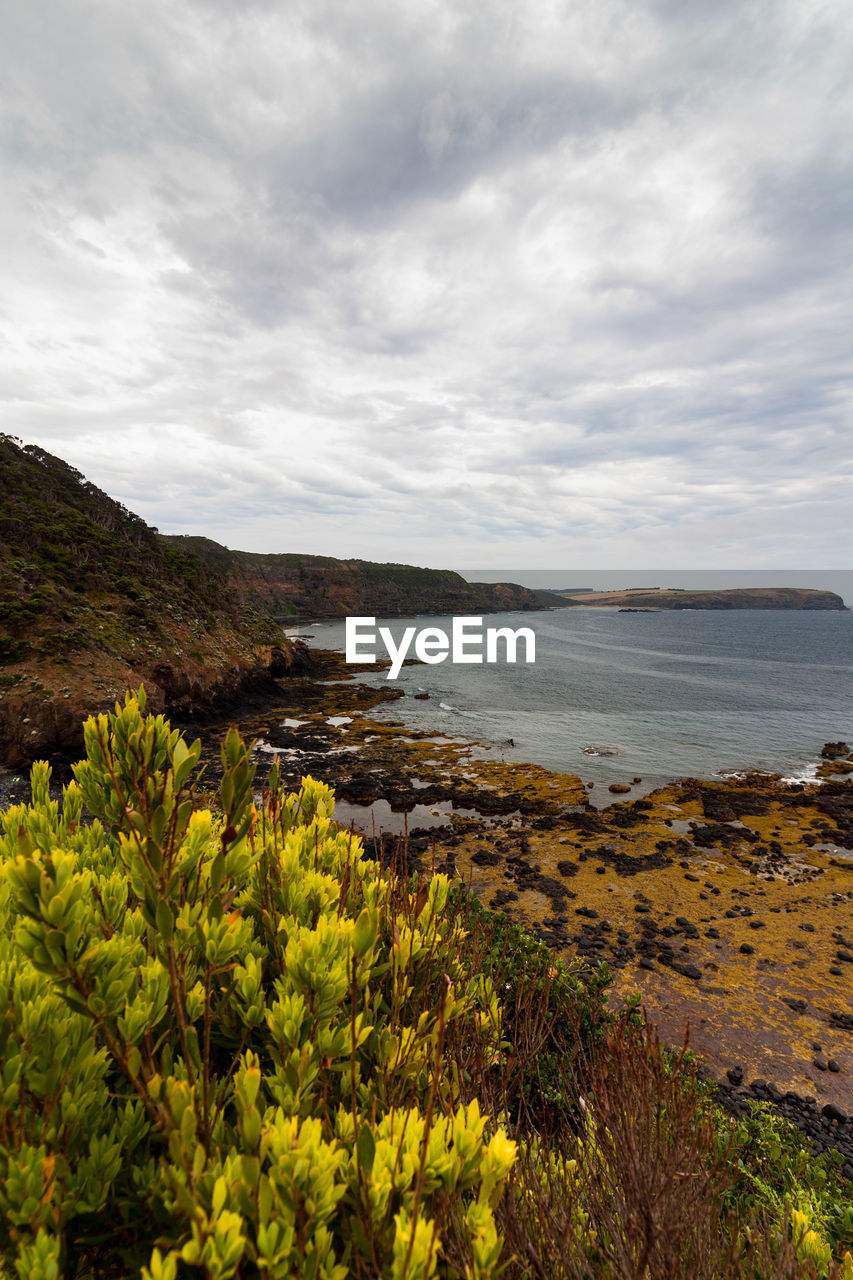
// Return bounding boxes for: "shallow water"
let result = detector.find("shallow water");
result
[297,608,853,790]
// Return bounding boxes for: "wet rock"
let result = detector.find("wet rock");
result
[690,821,750,849]
[740,943,755,955]
[556,860,578,877]
[472,848,502,867]
[700,787,770,821]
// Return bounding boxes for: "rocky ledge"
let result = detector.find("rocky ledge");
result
[157,656,853,1173]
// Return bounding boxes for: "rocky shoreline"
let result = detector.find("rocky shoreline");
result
[2,647,851,1176]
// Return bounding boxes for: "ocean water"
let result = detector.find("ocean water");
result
[296,608,853,793]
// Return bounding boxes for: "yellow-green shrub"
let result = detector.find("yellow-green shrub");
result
[0,691,513,1278]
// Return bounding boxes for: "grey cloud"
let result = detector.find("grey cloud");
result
[1,0,851,566]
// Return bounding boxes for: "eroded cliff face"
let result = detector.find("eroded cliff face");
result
[0,636,313,768]
[161,538,569,618]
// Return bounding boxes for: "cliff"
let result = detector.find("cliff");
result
[561,587,847,610]
[161,536,570,618]
[0,436,295,766]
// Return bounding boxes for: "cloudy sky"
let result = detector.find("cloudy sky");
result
[2,0,851,568]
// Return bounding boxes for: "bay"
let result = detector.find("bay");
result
[298,607,853,793]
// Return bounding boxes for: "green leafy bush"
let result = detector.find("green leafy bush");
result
[0,692,514,1278]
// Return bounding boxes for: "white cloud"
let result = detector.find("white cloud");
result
[1,0,851,566]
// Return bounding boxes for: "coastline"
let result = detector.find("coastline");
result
[2,645,851,1176]
[205,648,853,1171]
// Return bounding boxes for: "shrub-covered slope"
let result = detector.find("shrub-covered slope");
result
[0,436,290,765]
[162,536,570,619]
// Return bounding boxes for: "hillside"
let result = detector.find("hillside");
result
[162,535,570,617]
[560,587,847,610]
[0,436,293,765]
[0,439,567,766]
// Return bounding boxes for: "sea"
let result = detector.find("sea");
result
[295,602,853,796]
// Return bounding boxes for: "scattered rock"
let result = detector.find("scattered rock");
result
[472,848,502,867]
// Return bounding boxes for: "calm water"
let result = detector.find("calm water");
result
[297,609,853,792]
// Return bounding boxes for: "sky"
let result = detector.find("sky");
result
[2,0,852,569]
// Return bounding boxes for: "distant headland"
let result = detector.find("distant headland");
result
[555,586,847,610]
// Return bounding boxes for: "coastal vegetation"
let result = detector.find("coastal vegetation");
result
[0,436,283,668]
[0,435,295,767]
[1,693,851,1278]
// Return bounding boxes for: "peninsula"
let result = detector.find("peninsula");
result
[557,587,847,610]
